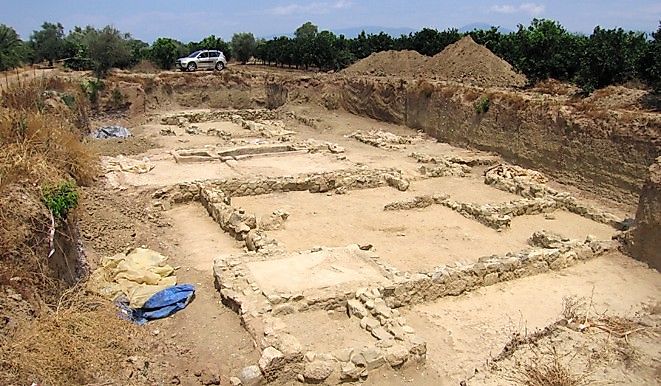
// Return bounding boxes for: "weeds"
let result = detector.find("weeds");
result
[0,288,145,385]
[475,95,490,114]
[60,92,76,108]
[42,180,79,219]
[80,78,105,107]
[508,348,590,386]
[561,296,587,322]
[110,87,126,109]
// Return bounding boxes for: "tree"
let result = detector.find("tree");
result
[407,28,460,56]
[150,37,183,69]
[30,22,65,66]
[86,26,132,77]
[189,35,232,60]
[639,22,661,93]
[231,32,256,64]
[576,26,647,91]
[295,22,318,40]
[504,19,584,83]
[293,22,319,69]
[0,24,23,70]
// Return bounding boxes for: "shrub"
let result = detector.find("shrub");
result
[475,95,490,114]
[80,79,104,107]
[110,88,125,109]
[41,180,79,219]
[60,92,76,108]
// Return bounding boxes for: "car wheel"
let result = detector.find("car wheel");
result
[215,62,225,71]
[187,62,197,72]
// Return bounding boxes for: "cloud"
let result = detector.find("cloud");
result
[491,3,545,16]
[270,0,352,16]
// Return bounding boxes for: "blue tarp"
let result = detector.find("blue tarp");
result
[116,284,195,324]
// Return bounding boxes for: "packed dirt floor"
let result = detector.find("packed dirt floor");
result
[71,64,660,385]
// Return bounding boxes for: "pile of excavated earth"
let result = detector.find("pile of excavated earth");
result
[344,36,528,87]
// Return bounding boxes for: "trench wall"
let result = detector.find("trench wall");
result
[338,77,660,203]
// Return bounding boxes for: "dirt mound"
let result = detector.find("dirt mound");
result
[343,50,428,77]
[343,38,526,88]
[424,36,527,88]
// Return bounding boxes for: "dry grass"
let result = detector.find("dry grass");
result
[0,76,97,189]
[561,296,587,322]
[0,288,146,386]
[0,76,98,297]
[594,316,646,339]
[508,348,590,386]
[0,111,97,188]
[532,79,580,96]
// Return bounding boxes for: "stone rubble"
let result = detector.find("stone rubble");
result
[485,164,622,227]
[418,161,470,178]
[383,194,447,211]
[410,151,498,168]
[348,130,425,150]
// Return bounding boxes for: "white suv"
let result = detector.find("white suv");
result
[176,50,227,72]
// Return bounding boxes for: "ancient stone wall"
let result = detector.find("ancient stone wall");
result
[383,233,617,308]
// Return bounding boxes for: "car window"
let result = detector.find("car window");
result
[209,51,220,58]
[199,52,209,59]
[187,50,201,58]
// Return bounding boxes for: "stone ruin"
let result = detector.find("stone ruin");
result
[146,152,628,384]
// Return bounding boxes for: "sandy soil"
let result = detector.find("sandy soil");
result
[247,248,388,293]
[402,252,660,384]
[234,185,615,272]
[280,310,376,353]
[165,204,245,271]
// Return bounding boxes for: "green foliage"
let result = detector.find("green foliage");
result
[295,22,319,40]
[188,35,232,60]
[0,24,24,70]
[85,26,132,77]
[231,32,256,64]
[30,22,65,66]
[502,19,585,83]
[574,26,647,92]
[475,96,490,114]
[63,57,94,71]
[80,79,104,106]
[407,28,462,56]
[110,88,125,109]
[639,23,661,93]
[3,18,659,92]
[150,37,183,69]
[60,93,76,108]
[42,180,79,219]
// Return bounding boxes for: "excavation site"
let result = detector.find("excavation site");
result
[1,34,660,386]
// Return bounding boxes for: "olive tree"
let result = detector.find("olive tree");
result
[231,32,256,64]
[30,22,65,66]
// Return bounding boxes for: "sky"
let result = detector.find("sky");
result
[3,0,660,42]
